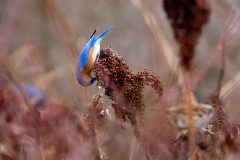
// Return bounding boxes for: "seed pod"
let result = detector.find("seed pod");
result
[163,0,210,70]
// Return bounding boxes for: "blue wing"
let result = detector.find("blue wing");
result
[92,26,112,45]
[78,37,94,72]
[78,26,112,72]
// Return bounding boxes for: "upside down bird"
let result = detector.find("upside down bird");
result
[76,27,112,86]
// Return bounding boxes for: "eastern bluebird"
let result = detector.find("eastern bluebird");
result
[76,26,112,86]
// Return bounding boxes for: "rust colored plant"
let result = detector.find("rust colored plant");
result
[95,48,164,126]
[163,0,210,70]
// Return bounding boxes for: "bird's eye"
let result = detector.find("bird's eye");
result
[90,70,96,78]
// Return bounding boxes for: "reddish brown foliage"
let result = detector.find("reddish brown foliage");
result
[163,0,210,70]
[95,48,164,125]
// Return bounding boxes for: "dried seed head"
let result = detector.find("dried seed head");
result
[163,0,210,70]
[95,48,164,125]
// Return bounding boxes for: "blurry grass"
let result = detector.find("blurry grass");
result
[43,0,91,106]
[192,14,240,89]
[220,71,240,99]
[130,0,183,85]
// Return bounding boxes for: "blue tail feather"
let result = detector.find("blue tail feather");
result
[92,26,112,45]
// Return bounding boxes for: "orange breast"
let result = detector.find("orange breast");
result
[85,46,96,74]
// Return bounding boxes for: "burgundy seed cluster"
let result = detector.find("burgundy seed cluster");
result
[95,48,164,125]
[163,0,210,70]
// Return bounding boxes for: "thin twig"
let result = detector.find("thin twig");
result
[220,71,240,99]
[192,14,239,89]
[183,72,195,160]
[215,40,225,98]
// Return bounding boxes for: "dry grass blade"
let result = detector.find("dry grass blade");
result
[43,0,90,104]
[192,14,240,89]
[183,72,195,160]
[43,0,78,59]
[220,71,240,99]
[130,0,183,83]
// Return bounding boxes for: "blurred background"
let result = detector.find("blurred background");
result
[0,0,240,159]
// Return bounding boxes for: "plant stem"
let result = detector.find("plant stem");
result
[183,71,195,160]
